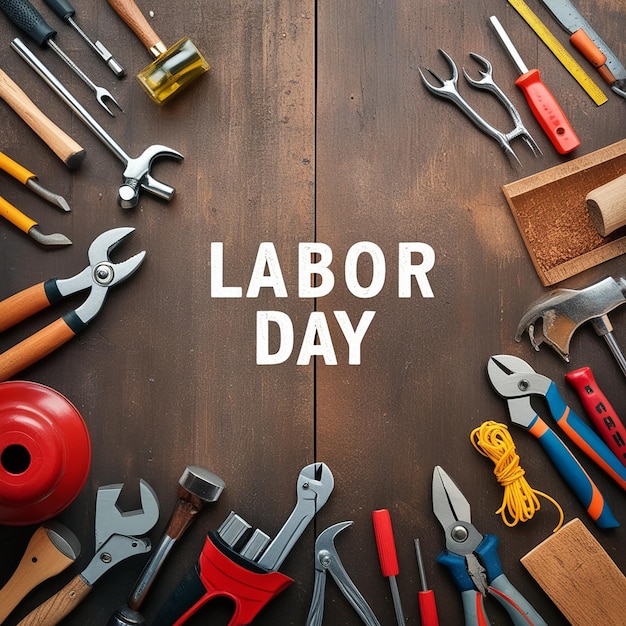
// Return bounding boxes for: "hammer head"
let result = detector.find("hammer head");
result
[137,37,209,105]
[515,276,626,360]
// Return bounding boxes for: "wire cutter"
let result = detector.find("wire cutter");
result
[488,354,623,529]
[433,466,547,626]
[419,50,541,166]
[0,227,145,382]
[306,521,381,626]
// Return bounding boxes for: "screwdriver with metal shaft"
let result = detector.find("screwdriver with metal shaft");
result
[414,538,439,626]
[372,509,406,626]
[489,15,580,155]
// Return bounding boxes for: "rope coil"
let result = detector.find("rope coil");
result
[470,421,564,532]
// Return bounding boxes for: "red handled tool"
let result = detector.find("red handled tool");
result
[490,15,580,154]
[414,538,439,626]
[372,509,405,626]
[566,367,626,467]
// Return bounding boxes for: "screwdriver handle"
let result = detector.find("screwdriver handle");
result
[419,590,440,626]
[372,509,399,577]
[42,0,75,22]
[515,69,580,154]
[0,0,56,46]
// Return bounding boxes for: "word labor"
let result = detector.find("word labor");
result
[210,241,436,364]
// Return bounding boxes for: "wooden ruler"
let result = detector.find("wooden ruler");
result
[507,0,608,105]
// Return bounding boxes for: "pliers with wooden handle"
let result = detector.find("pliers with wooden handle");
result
[0,227,145,381]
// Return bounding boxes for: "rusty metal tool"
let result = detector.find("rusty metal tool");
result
[0,0,123,116]
[0,67,85,169]
[489,16,580,155]
[0,194,71,246]
[13,37,183,208]
[566,367,626,467]
[306,521,382,626]
[433,466,548,625]
[0,227,145,382]
[419,50,541,166]
[153,462,334,625]
[42,0,125,77]
[106,0,209,105]
[0,151,70,211]
[16,480,159,626]
[107,466,225,626]
[0,522,80,623]
[516,276,626,378]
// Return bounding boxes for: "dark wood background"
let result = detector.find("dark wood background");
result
[1,0,625,624]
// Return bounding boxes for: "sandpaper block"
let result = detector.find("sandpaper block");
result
[503,138,626,286]
[521,518,626,625]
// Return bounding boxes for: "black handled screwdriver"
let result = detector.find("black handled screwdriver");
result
[42,0,125,77]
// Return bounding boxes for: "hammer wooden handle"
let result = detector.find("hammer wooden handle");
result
[0,67,85,169]
[586,173,626,236]
[106,0,165,56]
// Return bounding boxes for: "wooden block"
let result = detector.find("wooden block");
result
[521,518,626,625]
[502,139,626,285]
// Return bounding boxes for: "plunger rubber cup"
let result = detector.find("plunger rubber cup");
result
[137,38,210,105]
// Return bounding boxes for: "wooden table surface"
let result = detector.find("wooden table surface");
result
[1,0,625,624]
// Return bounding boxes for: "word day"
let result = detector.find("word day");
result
[211,241,436,364]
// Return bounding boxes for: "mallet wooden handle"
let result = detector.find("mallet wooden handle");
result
[586,173,626,236]
[106,0,165,57]
[0,67,85,169]
[0,526,77,624]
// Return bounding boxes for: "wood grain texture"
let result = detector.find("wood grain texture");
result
[0,0,625,624]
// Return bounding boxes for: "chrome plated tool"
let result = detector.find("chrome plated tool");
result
[12,38,183,208]
[306,521,382,626]
[17,480,159,626]
[0,0,123,115]
[433,466,547,626]
[419,49,541,166]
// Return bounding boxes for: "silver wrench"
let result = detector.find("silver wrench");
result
[12,38,183,208]
[255,462,335,571]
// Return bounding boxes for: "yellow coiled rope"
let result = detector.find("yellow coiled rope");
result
[470,421,564,533]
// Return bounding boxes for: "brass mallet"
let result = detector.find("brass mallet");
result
[107,0,209,105]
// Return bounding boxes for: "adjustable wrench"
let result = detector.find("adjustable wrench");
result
[17,480,160,626]
[154,462,334,626]
[12,38,183,209]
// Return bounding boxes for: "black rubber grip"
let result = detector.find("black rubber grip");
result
[153,562,206,626]
[0,0,56,46]
[42,0,74,21]
[62,310,88,334]
[43,278,63,304]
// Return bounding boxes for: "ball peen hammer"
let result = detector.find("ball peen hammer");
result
[516,276,626,378]
[107,466,225,626]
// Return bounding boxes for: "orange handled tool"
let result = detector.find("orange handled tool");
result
[414,538,439,626]
[490,15,580,155]
[566,367,626,468]
[372,509,405,626]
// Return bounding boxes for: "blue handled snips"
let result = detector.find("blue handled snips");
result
[432,466,547,626]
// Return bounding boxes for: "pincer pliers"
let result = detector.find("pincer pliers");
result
[433,466,547,626]
[0,227,145,382]
[488,354,624,529]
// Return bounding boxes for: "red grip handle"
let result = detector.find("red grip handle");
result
[372,509,399,577]
[515,69,580,155]
[418,590,440,626]
[565,367,626,467]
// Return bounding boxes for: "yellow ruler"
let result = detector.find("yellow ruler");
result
[507,0,608,105]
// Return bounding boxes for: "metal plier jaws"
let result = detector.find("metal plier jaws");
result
[0,227,145,382]
[306,521,381,626]
[433,466,547,626]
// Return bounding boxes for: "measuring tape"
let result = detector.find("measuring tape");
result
[507,0,608,105]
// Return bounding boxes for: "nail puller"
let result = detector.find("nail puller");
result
[487,354,621,528]
[305,521,382,626]
[17,480,159,626]
[0,227,145,382]
[419,49,541,166]
[154,462,334,625]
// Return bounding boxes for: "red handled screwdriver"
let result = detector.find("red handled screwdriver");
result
[372,509,405,626]
[489,15,580,155]
[414,538,439,626]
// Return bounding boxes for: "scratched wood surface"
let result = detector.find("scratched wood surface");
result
[0,0,625,624]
